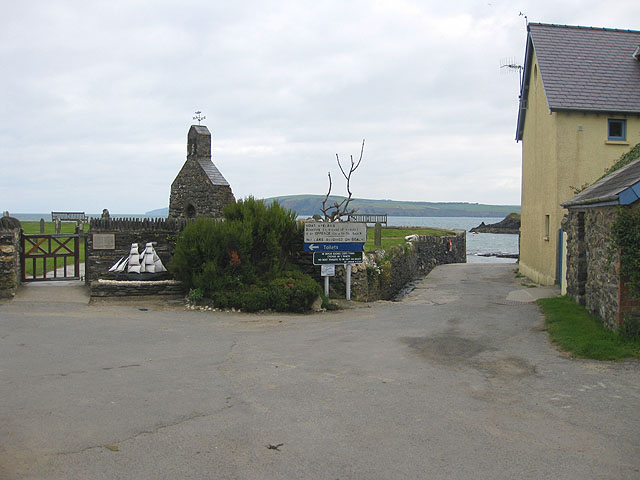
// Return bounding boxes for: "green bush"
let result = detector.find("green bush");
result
[170,197,320,312]
[187,287,204,302]
[267,271,322,313]
[610,206,640,302]
[620,313,640,340]
[239,287,270,312]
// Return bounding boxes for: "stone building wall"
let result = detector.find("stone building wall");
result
[0,228,21,298]
[564,206,624,329]
[169,125,235,219]
[169,159,235,219]
[86,218,187,296]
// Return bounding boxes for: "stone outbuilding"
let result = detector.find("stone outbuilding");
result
[169,125,234,219]
[561,157,640,330]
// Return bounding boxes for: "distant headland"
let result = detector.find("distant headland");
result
[147,195,520,218]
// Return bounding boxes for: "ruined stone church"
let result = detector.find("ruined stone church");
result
[169,125,235,219]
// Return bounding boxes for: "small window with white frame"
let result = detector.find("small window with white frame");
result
[608,119,626,141]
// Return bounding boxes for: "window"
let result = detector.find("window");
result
[544,214,550,241]
[608,119,626,141]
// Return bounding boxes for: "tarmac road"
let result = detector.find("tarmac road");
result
[1,263,639,479]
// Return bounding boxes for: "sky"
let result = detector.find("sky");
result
[2,0,639,214]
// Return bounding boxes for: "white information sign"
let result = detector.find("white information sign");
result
[304,222,367,243]
[93,233,116,250]
[321,265,335,277]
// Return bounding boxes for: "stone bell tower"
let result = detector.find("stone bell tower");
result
[168,125,235,219]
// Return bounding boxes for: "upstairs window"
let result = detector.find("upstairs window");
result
[608,119,626,141]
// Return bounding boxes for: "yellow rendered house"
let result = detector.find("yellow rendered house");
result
[516,23,640,285]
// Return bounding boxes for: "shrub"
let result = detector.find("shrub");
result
[170,197,320,312]
[239,287,270,312]
[267,271,322,313]
[610,206,640,302]
[187,287,204,303]
[223,197,301,277]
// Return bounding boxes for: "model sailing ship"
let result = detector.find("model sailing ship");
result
[109,242,169,280]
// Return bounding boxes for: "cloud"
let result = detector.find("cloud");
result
[1,0,638,213]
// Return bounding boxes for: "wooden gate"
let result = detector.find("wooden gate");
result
[22,234,81,282]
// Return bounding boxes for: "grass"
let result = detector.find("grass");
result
[364,226,453,252]
[21,221,88,278]
[537,296,640,361]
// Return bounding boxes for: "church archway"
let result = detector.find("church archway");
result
[185,203,196,218]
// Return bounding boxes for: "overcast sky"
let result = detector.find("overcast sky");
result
[2,0,639,214]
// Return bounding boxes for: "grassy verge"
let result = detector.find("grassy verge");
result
[537,296,640,361]
[364,227,453,252]
[21,222,87,278]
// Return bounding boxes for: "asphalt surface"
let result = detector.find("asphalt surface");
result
[1,264,638,479]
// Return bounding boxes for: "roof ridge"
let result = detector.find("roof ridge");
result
[562,156,640,207]
[529,22,640,34]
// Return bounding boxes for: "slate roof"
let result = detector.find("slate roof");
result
[516,23,640,140]
[198,159,230,186]
[191,125,210,136]
[562,156,640,208]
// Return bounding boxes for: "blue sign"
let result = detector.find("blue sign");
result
[304,242,365,252]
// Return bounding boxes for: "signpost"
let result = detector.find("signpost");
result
[304,222,367,243]
[304,242,364,252]
[313,251,363,265]
[304,222,366,301]
[320,265,335,296]
[321,265,335,276]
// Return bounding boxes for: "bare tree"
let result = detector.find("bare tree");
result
[321,139,365,222]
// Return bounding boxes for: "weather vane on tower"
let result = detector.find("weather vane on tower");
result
[193,111,206,125]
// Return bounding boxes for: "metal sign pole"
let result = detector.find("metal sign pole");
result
[324,276,329,296]
[346,264,351,300]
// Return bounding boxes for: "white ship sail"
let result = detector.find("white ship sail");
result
[108,242,167,276]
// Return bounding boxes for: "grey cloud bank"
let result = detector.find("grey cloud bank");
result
[2,0,639,213]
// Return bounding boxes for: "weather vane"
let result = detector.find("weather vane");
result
[193,111,206,125]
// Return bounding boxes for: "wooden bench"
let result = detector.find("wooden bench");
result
[347,214,387,225]
[51,212,88,223]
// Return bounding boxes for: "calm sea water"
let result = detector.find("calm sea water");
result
[12,213,518,263]
[386,216,518,264]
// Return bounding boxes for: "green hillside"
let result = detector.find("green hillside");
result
[147,196,520,218]
[264,195,520,218]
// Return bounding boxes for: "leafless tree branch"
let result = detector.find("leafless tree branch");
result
[321,140,365,222]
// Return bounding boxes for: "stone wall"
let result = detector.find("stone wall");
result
[0,228,21,298]
[169,125,235,219]
[302,229,466,301]
[169,159,235,219]
[87,218,187,297]
[86,220,465,302]
[564,205,633,330]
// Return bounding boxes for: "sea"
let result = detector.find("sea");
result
[11,214,518,263]
[386,216,518,264]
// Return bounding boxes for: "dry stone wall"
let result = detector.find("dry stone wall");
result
[87,218,187,297]
[0,227,21,298]
[564,205,636,330]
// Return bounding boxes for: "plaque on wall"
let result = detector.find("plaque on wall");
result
[93,233,116,250]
